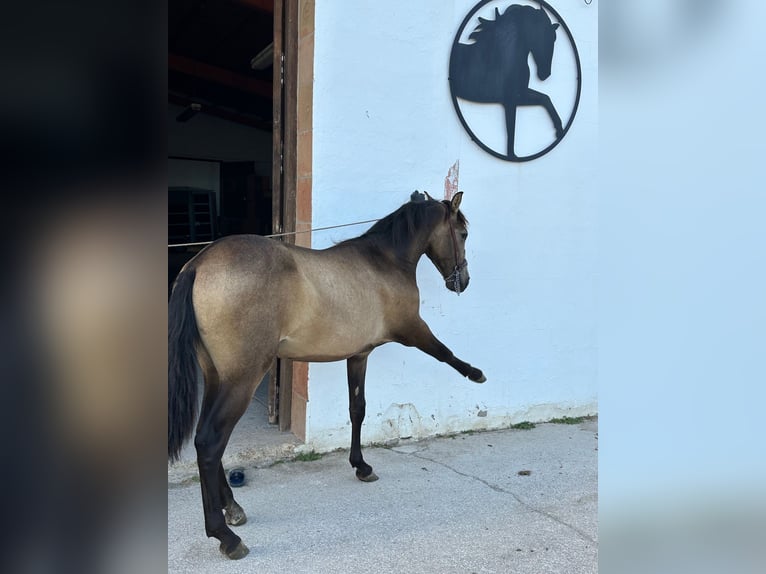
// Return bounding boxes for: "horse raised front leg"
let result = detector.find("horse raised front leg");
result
[397,320,486,383]
[347,353,378,482]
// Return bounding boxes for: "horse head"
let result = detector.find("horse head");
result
[424,192,470,294]
[529,8,559,80]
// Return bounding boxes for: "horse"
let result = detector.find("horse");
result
[449,4,562,159]
[168,192,486,559]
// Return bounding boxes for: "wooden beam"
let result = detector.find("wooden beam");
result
[168,53,272,99]
[270,0,284,432]
[168,93,271,131]
[274,0,300,434]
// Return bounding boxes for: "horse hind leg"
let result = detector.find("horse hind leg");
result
[218,463,247,526]
[194,384,251,559]
[194,361,269,560]
[196,347,248,529]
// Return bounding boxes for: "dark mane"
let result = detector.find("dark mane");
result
[468,5,534,43]
[340,199,467,256]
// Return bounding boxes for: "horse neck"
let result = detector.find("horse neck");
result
[399,227,433,270]
[378,204,444,273]
[400,205,446,270]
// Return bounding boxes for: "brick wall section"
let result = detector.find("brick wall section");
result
[291,0,314,440]
[295,0,314,249]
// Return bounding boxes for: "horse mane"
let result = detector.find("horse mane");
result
[340,199,468,258]
[468,4,537,42]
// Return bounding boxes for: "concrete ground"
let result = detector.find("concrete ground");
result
[168,417,598,574]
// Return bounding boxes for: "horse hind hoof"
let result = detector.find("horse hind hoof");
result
[225,506,247,526]
[469,369,486,383]
[220,540,250,560]
[356,469,379,482]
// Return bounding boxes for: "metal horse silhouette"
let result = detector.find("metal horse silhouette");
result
[450,4,562,160]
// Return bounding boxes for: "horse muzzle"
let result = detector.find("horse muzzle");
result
[445,262,469,294]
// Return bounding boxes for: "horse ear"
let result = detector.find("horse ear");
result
[552,23,560,30]
[450,191,463,213]
[423,190,434,201]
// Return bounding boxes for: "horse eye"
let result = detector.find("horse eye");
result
[461,231,468,240]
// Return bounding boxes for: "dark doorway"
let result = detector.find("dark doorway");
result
[168,0,275,289]
[220,161,272,237]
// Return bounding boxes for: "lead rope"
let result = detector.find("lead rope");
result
[167,218,381,248]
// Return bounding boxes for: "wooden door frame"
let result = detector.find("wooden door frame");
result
[271,0,313,437]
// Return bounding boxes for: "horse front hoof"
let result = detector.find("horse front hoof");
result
[469,369,486,383]
[356,468,379,482]
[220,540,249,560]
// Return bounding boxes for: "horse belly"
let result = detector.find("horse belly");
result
[277,321,387,362]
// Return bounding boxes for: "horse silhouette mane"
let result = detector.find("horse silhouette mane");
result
[467,4,536,43]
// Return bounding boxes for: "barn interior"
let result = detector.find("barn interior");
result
[168,0,274,279]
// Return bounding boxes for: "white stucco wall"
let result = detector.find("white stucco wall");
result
[304,0,598,451]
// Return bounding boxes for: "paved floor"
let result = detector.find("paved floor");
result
[168,418,598,574]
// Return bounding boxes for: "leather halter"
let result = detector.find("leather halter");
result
[444,206,467,295]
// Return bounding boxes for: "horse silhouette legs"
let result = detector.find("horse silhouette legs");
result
[347,353,378,482]
[519,88,563,138]
[504,103,519,159]
[504,89,564,158]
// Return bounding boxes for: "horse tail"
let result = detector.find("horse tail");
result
[168,266,201,462]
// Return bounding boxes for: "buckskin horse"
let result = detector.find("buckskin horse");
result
[168,192,485,559]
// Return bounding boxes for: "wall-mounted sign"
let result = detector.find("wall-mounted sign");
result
[449,0,581,162]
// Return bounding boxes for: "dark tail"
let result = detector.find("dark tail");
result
[168,267,200,462]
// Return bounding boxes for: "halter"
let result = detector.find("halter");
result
[444,207,468,295]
